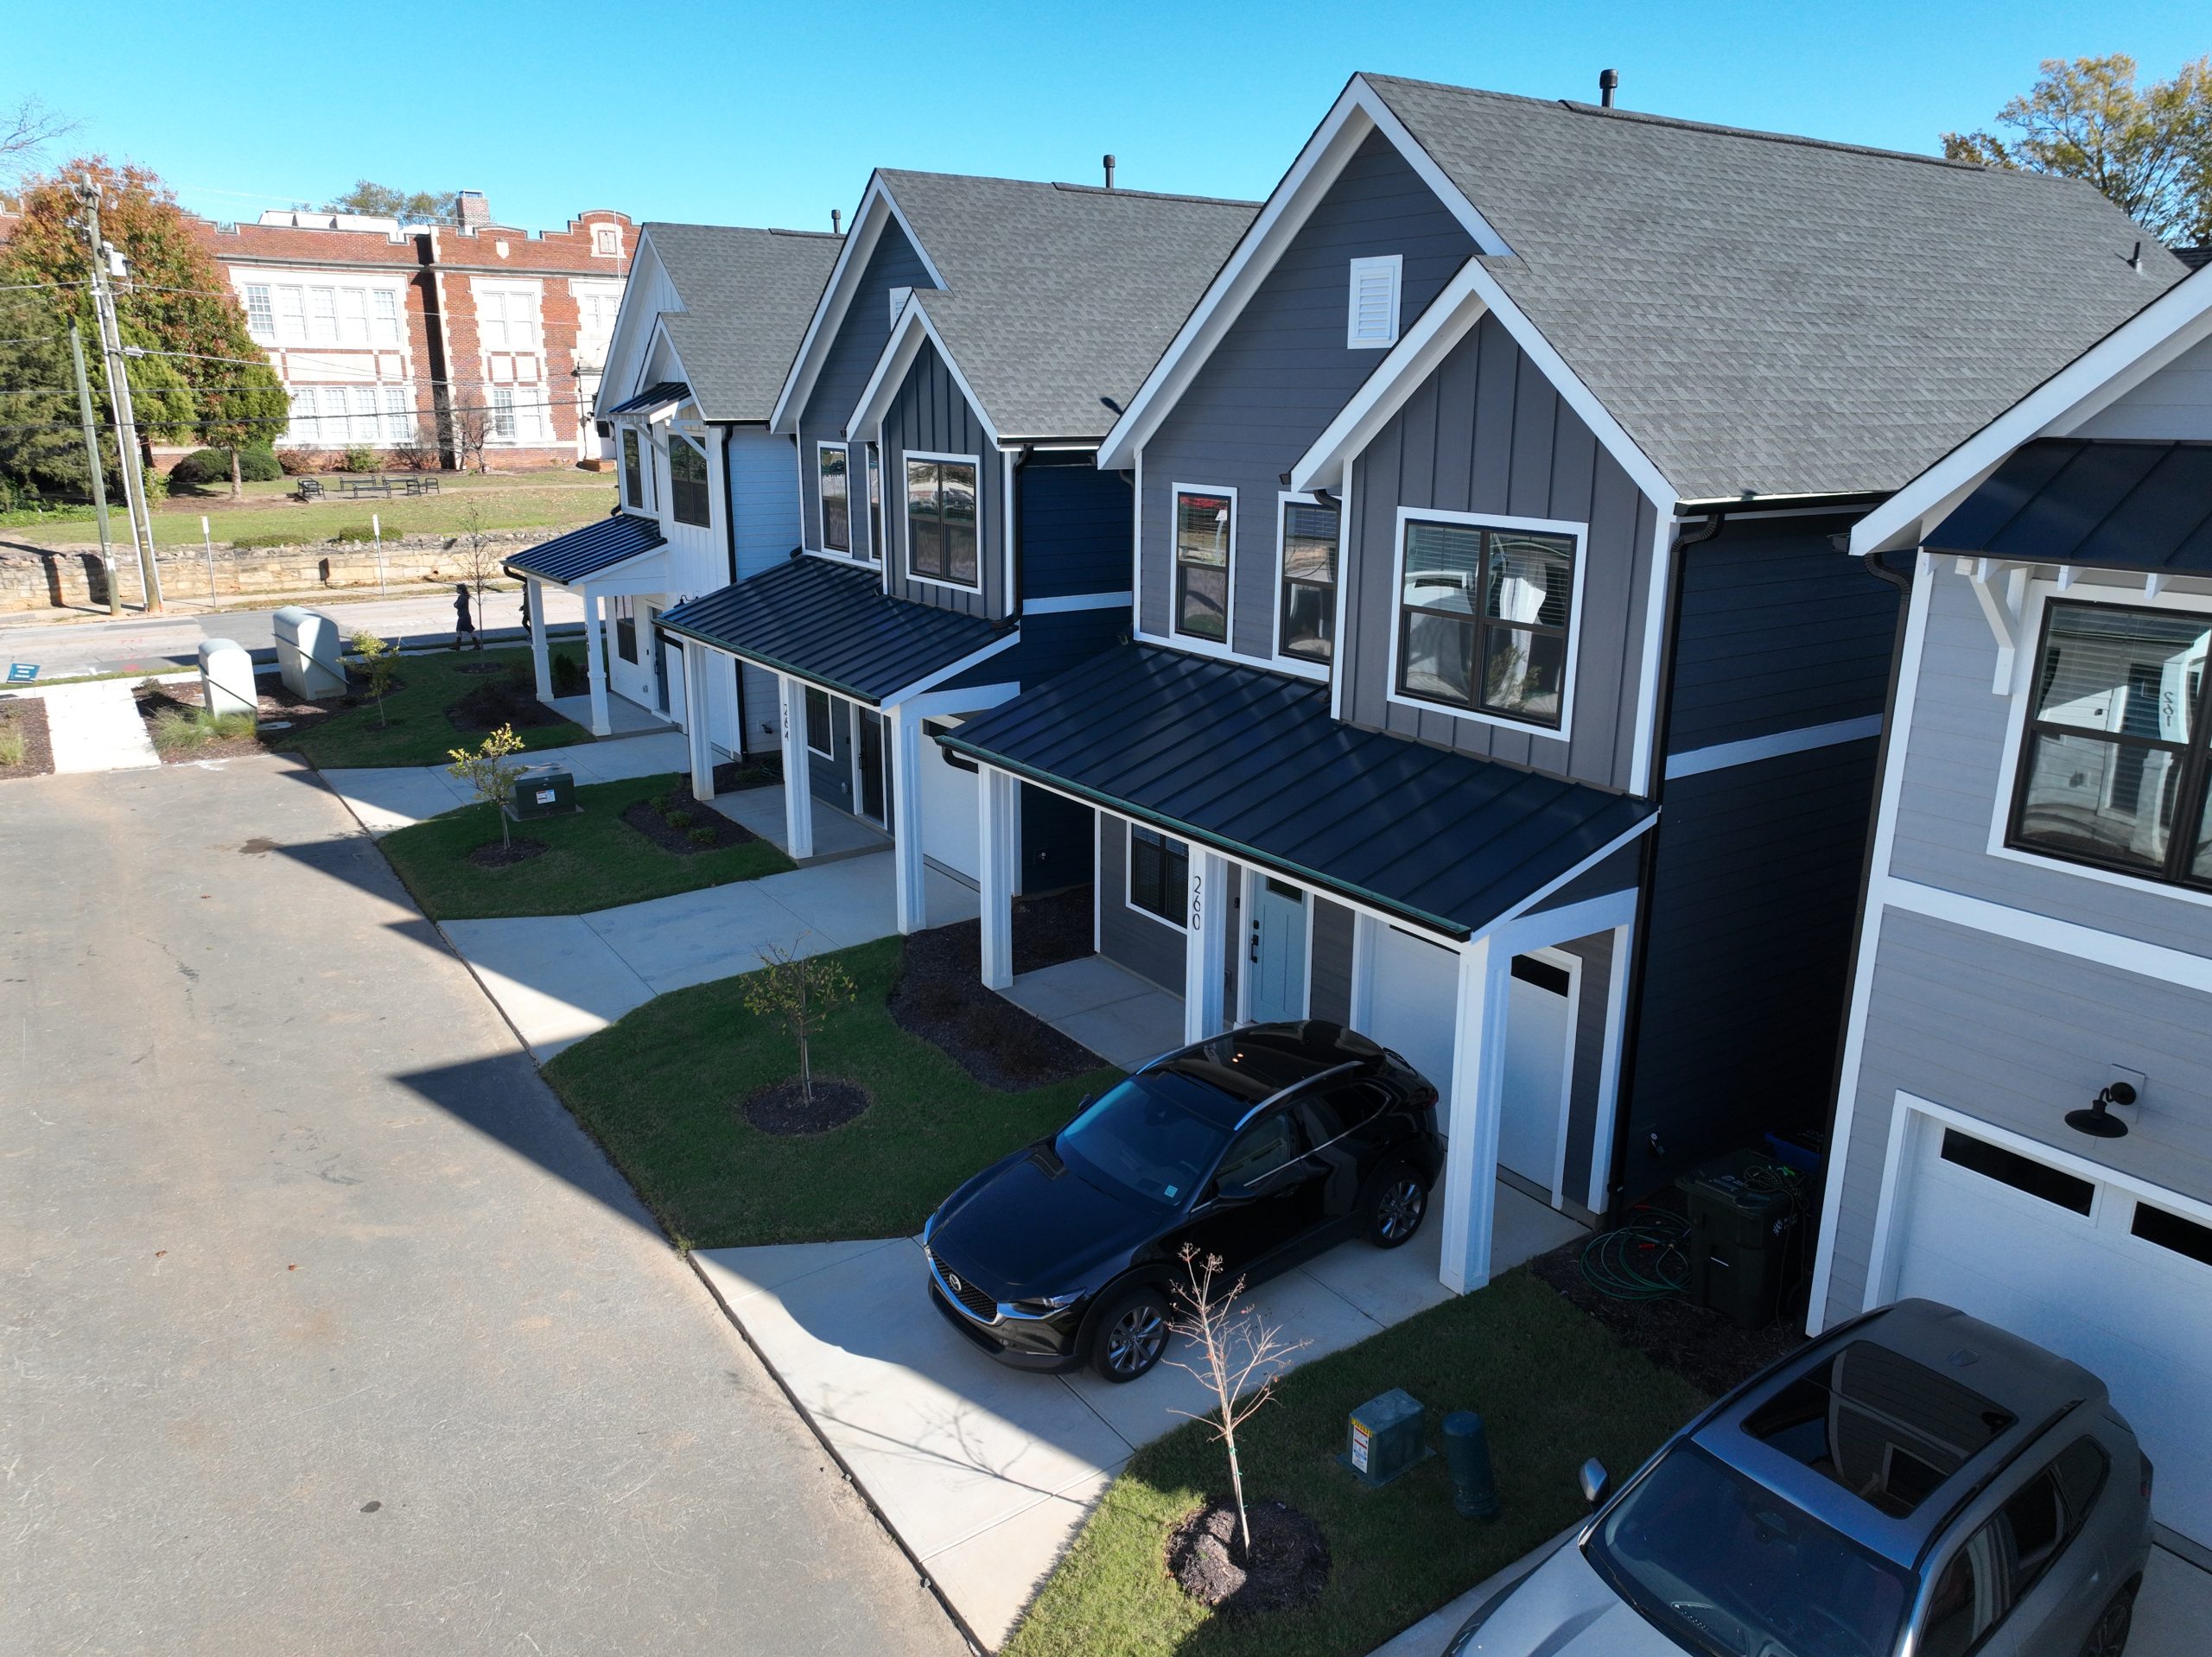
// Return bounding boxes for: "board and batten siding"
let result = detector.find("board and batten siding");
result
[881,339,1005,619]
[1138,128,1476,658]
[1341,312,1657,792]
[798,223,933,559]
[727,426,802,752]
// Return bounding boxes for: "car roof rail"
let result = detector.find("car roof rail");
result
[1232,1059,1366,1131]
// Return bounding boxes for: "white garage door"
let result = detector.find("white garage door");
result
[1890,1112,2212,1545]
[1369,924,1458,1097]
[916,720,981,883]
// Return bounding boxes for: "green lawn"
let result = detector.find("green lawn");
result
[1007,1270,1705,1657]
[379,772,794,920]
[543,936,1119,1248]
[281,645,590,768]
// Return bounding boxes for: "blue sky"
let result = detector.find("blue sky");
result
[10,1,2204,233]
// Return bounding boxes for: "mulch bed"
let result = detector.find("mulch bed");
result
[446,668,568,731]
[888,886,1103,1089]
[1166,1499,1331,1615]
[131,679,268,762]
[134,672,358,752]
[0,696,54,780]
[742,1077,870,1137]
[466,838,548,869]
[620,798,759,855]
[712,757,783,793]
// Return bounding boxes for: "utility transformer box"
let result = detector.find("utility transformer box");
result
[272,606,347,701]
[507,765,575,821]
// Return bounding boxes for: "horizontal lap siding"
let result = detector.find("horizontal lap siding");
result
[1343,313,1655,791]
[798,225,932,558]
[1140,129,1475,655]
[1021,460,1133,600]
[728,427,801,751]
[1096,819,1186,990]
[885,340,1002,619]
[1310,898,1355,1023]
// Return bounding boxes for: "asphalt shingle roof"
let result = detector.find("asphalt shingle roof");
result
[874,172,1257,441]
[502,512,666,585]
[641,224,843,422]
[1360,75,2189,502]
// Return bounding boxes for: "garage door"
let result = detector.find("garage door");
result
[917,719,981,882]
[1890,1112,2212,1545]
[1369,925,1458,1098]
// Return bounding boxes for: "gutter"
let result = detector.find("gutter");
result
[1672,489,1894,517]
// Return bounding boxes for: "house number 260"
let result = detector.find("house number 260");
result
[1190,871,1205,930]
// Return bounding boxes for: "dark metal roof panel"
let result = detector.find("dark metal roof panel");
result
[940,645,1654,937]
[603,380,690,416]
[658,556,1013,705]
[1927,439,2212,573]
[502,512,667,584]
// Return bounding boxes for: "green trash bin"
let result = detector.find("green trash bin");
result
[1676,1151,1800,1330]
[507,764,576,821]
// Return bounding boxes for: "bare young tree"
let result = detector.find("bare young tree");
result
[741,940,858,1107]
[1164,1245,1309,1563]
[438,390,493,473]
[0,96,77,179]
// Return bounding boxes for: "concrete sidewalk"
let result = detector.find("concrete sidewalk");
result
[14,677,161,772]
[323,727,690,835]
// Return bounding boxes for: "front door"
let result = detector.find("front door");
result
[1498,952,1576,1201]
[1246,878,1308,1025]
[855,708,887,825]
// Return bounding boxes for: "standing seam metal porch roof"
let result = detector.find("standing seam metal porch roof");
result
[1925,438,2212,574]
[602,380,690,417]
[939,645,1656,939]
[501,512,667,585]
[658,557,1013,705]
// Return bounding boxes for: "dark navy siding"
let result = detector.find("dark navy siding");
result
[1020,781,1093,896]
[884,340,1004,618]
[1020,457,1133,600]
[941,606,1128,696]
[806,693,857,813]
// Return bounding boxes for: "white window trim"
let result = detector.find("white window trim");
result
[1126,820,1191,934]
[1167,481,1239,652]
[1984,571,2212,914]
[1346,254,1402,349]
[1382,504,1589,743]
[1271,489,1337,682]
[814,439,854,556]
[901,448,985,594]
[804,687,836,759]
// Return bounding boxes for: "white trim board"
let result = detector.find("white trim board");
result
[1023,591,1133,614]
[1880,876,2212,997]
[1664,715,1884,780]
[845,294,1005,450]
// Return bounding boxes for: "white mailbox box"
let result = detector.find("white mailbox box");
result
[272,606,348,700]
[198,638,257,718]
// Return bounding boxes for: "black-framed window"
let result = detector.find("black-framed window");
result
[1396,517,1575,727]
[1174,489,1232,642]
[621,428,643,508]
[2008,600,2212,891]
[669,434,710,527]
[613,598,638,663]
[804,686,835,758]
[906,456,979,586]
[1128,824,1189,927]
[866,442,883,563]
[818,445,849,552]
[1280,498,1339,663]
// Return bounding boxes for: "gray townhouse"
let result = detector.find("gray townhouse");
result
[653,170,1255,935]
[1808,261,2212,1556]
[938,73,2171,1298]
[503,221,842,752]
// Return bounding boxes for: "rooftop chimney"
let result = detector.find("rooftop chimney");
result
[455,189,491,230]
[1599,68,1619,109]
[1103,154,1116,191]
[831,207,842,234]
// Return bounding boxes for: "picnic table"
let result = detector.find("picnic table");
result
[296,474,442,502]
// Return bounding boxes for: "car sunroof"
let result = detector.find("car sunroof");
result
[1741,1342,2016,1517]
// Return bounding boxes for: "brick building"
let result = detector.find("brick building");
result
[197,191,632,468]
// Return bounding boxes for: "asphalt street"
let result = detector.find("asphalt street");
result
[0,756,967,1656]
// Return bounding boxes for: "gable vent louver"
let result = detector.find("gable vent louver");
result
[1347,255,1402,348]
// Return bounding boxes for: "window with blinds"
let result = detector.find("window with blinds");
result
[1173,488,1234,642]
[1396,516,1577,727]
[906,456,980,586]
[1279,498,1340,663]
[1347,255,1402,348]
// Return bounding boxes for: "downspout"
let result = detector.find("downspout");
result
[1007,443,1033,622]
[721,422,747,756]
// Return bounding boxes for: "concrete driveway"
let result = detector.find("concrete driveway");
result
[0,756,963,1657]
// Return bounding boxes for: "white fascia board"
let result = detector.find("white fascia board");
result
[594,233,667,419]
[1848,264,2212,558]
[845,295,1002,448]
[877,628,1021,709]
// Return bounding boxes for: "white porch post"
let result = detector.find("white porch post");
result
[683,641,715,803]
[526,576,552,702]
[978,766,1018,989]
[777,675,816,861]
[1438,933,1510,1294]
[887,704,927,935]
[581,587,612,737]
[1183,848,1230,1044]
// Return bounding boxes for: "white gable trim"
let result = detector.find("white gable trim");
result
[594,230,671,422]
[845,294,1003,449]
[1096,74,1512,473]
[639,316,699,420]
[1848,265,2212,557]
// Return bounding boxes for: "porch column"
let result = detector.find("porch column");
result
[1183,848,1230,1044]
[683,641,715,803]
[978,766,1018,989]
[1438,933,1510,1295]
[777,674,815,861]
[526,577,552,702]
[581,587,612,737]
[887,704,927,935]
[1348,912,1379,1031]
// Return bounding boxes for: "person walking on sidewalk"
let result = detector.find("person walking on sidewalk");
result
[453,582,480,651]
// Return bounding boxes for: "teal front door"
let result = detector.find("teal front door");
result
[1247,878,1308,1025]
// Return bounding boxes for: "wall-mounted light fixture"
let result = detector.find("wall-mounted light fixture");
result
[2065,1082,2135,1140]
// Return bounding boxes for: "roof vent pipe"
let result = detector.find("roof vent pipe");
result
[1599,68,1619,108]
[831,208,842,234]
[1103,154,1116,191]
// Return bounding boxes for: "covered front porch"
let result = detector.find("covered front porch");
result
[503,511,677,740]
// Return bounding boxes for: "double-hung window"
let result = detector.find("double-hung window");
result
[1173,488,1233,643]
[1279,498,1340,663]
[371,289,399,347]
[818,445,850,552]
[669,435,710,527]
[2007,600,2212,890]
[243,284,275,340]
[490,387,517,441]
[906,455,979,587]
[1395,516,1578,728]
[1128,825,1189,927]
[621,429,644,508]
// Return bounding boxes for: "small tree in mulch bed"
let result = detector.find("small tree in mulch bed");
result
[446,723,528,850]
[351,629,398,727]
[741,939,856,1108]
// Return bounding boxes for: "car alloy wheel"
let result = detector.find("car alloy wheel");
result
[1375,1175,1427,1244]
[2084,1584,2134,1657]
[1096,1295,1168,1381]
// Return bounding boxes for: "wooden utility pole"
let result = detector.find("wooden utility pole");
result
[66,323,121,617]
[77,181,162,613]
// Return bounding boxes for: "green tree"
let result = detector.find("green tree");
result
[350,629,399,727]
[321,181,457,226]
[446,724,529,849]
[1943,55,2212,244]
[741,941,857,1108]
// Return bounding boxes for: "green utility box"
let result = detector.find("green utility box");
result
[1677,1150,1799,1330]
[507,765,576,822]
[1338,1387,1431,1489]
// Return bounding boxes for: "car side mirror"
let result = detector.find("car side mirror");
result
[1578,1458,1610,1511]
[1210,1179,1257,1206]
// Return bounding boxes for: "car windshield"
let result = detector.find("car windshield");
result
[1585,1444,1914,1657]
[1056,1074,1231,1208]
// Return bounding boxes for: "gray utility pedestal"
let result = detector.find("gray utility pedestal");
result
[272,606,348,700]
[198,638,257,718]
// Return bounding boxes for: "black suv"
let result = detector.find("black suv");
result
[923,1021,1444,1381]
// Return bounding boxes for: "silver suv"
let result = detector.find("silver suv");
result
[1446,1299,2153,1657]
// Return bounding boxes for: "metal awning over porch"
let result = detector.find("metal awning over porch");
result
[601,379,690,419]
[940,644,1656,940]
[503,511,669,587]
[658,557,1014,707]
[1929,438,2212,573]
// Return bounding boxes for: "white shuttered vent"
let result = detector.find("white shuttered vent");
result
[1346,254,1402,347]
